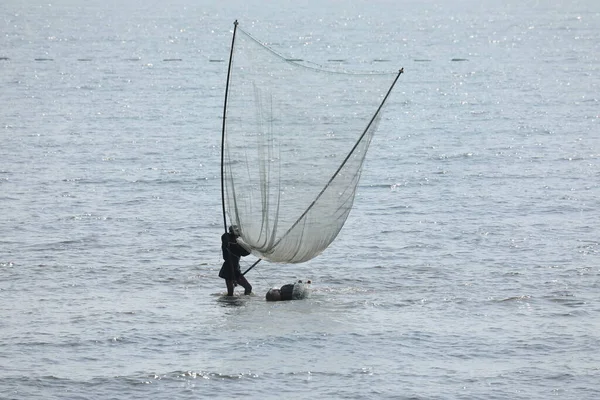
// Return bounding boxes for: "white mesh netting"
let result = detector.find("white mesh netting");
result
[222,23,400,263]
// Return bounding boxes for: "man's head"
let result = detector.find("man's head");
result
[228,225,240,237]
[265,288,281,301]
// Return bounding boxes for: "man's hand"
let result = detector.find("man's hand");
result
[237,237,251,252]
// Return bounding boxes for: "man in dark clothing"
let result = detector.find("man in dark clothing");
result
[265,280,311,301]
[219,225,252,296]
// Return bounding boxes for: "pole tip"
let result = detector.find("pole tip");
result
[234,20,238,26]
[399,67,404,74]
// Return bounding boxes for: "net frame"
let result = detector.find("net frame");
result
[220,20,402,265]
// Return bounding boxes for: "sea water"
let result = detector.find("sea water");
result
[1,0,599,399]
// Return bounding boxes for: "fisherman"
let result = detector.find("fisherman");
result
[219,225,252,296]
[265,280,311,301]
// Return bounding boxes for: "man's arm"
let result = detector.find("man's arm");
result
[229,238,250,257]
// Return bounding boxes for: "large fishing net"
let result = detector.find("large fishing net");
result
[222,22,400,263]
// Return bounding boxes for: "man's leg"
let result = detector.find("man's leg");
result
[226,280,235,296]
[237,275,252,295]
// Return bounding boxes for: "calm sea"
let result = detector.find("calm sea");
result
[1,0,599,399]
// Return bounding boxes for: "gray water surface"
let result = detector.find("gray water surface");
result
[1,0,599,399]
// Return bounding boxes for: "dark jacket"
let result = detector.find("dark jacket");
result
[218,232,250,280]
